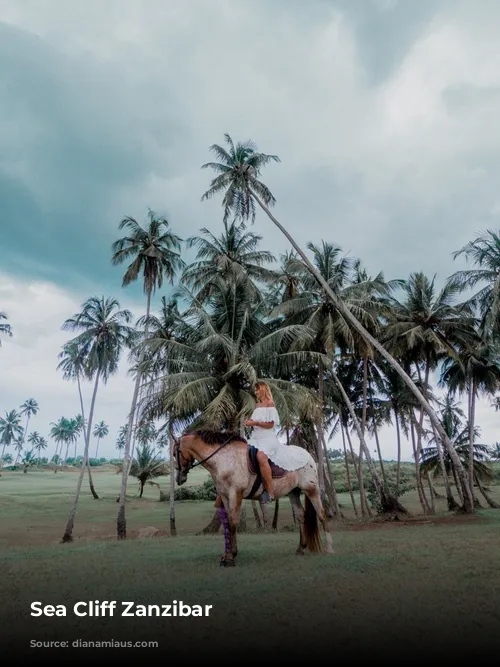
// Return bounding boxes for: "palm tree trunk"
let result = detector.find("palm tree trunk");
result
[76,372,99,500]
[321,430,341,519]
[425,472,436,513]
[475,474,500,508]
[345,423,370,517]
[117,289,152,539]
[394,405,402,496]
[61,371,100,542]
[253,192,475,513]
[429,421,458,510]
[468,380,476,502]
[318,359,339,518]
[372,426,387,486]
[341,422,359,517]
[168,423,177,536]
[410,412,432,514]
[332,368,407,514]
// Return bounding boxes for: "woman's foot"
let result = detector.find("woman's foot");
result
[261,491,274,503]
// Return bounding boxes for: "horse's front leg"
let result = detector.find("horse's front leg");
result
[224,492,243,567]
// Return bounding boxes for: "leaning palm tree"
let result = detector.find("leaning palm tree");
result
[0,311,12,345]
[60,296,136,543]
[57,342,98,497]
[19,399,39,449]
[111,208,184,539]
[200,133,475,512]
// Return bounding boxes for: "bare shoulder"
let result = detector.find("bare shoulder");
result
[262,400,275,407]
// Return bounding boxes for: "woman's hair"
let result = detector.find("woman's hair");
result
[255,381,273,402]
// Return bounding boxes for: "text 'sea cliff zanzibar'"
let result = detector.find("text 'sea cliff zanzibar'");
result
[30,601,213,617]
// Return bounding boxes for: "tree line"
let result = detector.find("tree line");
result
[2,133,500,540]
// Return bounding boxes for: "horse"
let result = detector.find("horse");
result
[173,429,334,566]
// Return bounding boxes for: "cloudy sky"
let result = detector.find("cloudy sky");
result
[1,0,499,462]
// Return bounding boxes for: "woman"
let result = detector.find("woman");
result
[244,381,310,502]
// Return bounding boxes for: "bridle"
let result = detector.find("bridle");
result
[172,434,234,475]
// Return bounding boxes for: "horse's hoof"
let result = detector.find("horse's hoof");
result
[224,558,236,567]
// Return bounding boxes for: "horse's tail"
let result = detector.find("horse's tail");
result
[303,495,324,553]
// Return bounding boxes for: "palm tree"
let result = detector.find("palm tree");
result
[382,272,477,510]
[125,444,169,498]
[200,133,476,513]
[440,337,500,500]
[57,342,98,497]
[0,410,23,461]
[111,208,184,539]
[448,229,500,342]
[28,432,47,463]
[181,219,277,303]
[93,421,109,459]
[60,296,136,542]
[0,311,12,345]
[19,399,39,450]
[420,398,498,508]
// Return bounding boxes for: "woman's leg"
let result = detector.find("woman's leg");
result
[256,450,274,501]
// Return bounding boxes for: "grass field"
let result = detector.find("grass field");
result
[1,465,500,658]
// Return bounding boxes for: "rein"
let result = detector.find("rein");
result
[174,434,235,473]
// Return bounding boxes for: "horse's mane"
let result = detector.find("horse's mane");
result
[186,429,247,447]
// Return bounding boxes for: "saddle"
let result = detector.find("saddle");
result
[245,445,287,500]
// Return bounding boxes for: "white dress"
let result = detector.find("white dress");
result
[248,406,311,471]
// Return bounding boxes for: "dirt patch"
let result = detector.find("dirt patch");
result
[341,512,485,532]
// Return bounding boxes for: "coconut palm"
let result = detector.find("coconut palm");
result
[439,336,500,500]
[60,296,136,542]
[200,133,476,513]
[142,277,316,432]
[382,271,478,509]
[111,208,184,540]
[57,342,98,497]
[420,396,498,508]
[19,399,39,450]
[126,444,169,498]
[0,311,12,345]
[0,410,23,461]
[181,219,277,303]
[92,421,109,459]
[448,229,500,342]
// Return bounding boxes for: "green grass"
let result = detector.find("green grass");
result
[1,466,500,658]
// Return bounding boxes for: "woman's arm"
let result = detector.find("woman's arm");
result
[245,419,275,429]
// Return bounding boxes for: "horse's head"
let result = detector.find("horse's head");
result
[172,435,194,486]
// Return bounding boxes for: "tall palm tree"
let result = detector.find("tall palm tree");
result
[0,311,12,345]
[60,296,136,542]
[93,421,109,459]
[57,342,98,497]
[111,208,184,540]
[19,399,39,450]
[200,133,476,513]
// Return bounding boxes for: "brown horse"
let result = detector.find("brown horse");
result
[173,430,334,566]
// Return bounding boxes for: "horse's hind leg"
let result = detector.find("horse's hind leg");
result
[288,489,307,555]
